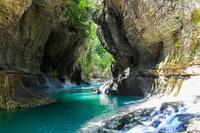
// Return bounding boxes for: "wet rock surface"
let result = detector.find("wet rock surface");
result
[79,99,200,133]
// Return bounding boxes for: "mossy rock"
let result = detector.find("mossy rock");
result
[191,9,200,23]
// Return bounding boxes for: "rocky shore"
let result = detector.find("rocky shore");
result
[80,96,200,133]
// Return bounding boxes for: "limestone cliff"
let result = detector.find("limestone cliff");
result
[0,0,200,109]
[97,0,200,96]
[0,0,87,109]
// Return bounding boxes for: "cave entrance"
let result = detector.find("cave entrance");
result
[39,0,114,84]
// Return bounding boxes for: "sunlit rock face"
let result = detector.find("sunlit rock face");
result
[97,0,200,96]
[0,0,87,109]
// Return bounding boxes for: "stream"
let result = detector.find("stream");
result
[0,83,142,133]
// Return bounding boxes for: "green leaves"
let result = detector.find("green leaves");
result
[66,0,96,29]
[66,0,113,80]
[79,23,113,80]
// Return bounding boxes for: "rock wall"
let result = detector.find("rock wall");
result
[0,0,87,109]
[97,0,200,96]
[0,0,199,108]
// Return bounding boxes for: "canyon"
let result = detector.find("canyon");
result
[0,0,200,132]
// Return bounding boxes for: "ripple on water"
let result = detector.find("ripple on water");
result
[0,84,142,133]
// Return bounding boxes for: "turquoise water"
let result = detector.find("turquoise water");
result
[0,85,141,133]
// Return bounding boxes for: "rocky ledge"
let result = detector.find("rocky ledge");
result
[79,96,200,133]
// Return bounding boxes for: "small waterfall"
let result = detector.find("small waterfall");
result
[124,97,200,133]
[80,96,200,133]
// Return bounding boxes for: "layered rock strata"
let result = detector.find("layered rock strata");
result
[97,0,200,96]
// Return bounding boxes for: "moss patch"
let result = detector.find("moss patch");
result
[191,9,200,23]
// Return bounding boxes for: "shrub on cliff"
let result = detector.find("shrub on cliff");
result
[66,0,113,80]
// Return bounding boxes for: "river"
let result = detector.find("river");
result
[0,83,142,133]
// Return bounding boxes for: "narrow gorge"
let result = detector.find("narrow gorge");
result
[0,0,200,133]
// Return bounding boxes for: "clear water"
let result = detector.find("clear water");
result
[0,84,141,133]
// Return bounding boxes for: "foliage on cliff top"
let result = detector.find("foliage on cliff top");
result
[65,0,97,29]
[66,0,113,80]
[79,23,113,80]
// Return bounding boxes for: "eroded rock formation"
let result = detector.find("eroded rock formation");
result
[0,0,87,109]
[0,0,200,108]
[97,0,200,96]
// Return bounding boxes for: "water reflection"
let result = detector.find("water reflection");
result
[99,94,118,109]
[99,94,141,110]
[0,86,141,133]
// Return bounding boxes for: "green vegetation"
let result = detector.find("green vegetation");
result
[66,0,113,80]
[65,0,96,29]
[79,23,113,80]
[191,9,200,23]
